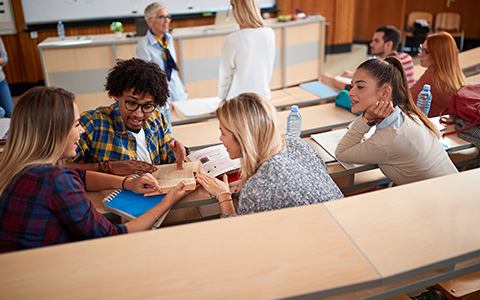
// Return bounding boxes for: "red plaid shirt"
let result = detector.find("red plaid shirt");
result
[0,165,127,253]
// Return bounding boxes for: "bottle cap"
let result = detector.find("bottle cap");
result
[423,84,431,91]
[291,105,298,112]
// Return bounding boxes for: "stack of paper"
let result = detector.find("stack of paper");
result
[172,97,222,119]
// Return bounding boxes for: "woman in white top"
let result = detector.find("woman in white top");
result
[218,0,275,101]
[335,57,457,185]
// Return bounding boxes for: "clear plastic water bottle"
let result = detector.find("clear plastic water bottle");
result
[286,105,302,136]
[57,21,65,41]
[417,84,432,116]
[161,103,172,129]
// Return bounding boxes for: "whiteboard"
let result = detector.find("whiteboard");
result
[21,0,276,25]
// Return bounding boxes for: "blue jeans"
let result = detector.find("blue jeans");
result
[0,79,13,118]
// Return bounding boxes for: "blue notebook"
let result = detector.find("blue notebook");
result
[102,189,166,223]
[300,81,338,98]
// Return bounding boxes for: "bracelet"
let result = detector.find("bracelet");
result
[97,161,104,172]
[122,176,129,190]
[216,191,232,198]
[104,161,111,173]
[148,210,158,220]
[219,198,233,205]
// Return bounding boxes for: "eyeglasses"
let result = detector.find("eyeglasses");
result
[150,14,172,22]
[122,97,156,113]
[419,44,429,55]
[226,4,232,18]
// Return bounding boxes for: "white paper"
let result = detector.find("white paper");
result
[172,97,222,118]
[188,144,241,178]
[311,128,375,170]
[0,118,10,139]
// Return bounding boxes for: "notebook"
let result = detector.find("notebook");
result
[102,189,168,229]
[300,81,339,98]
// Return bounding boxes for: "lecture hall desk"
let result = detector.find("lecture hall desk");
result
[1,169,480,299]
[172,102,357,151]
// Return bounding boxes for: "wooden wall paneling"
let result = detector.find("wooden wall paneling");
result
[353,0,406,42]
[405,0,480,39]
[333,0,355,45]
[447,0,480,39]
[277,0,336,45]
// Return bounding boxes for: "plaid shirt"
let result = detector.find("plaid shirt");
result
[68,102,176,164]
[0,165,127,253]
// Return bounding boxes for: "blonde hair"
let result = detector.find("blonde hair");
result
[231,0,264,28]
[358,57,439,137]
[426,31,466,96]
[216,93,284,183]
[144,2,166,20]
[0,87,76,195]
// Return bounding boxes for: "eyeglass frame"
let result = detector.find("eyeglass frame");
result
[149,14,172,22]
[418,44,429,55]
[121,96,157,114]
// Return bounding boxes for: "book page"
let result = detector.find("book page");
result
[172,97,222,118]
[187,144,241,178]
[311,128,374,170]
[145,161,199,196]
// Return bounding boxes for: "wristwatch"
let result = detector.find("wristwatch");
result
[362,114,377,127]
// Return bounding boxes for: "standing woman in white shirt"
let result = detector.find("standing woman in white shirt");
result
[218,0,275,101]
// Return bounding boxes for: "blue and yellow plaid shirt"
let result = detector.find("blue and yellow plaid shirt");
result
[68,102,176,165]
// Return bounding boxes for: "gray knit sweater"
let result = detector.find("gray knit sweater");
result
[235,135,344,216]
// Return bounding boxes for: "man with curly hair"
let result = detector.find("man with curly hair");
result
[66,58,186,175]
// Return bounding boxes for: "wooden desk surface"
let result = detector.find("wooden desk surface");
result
[325,168,480,279]
[172,103,357,150]
[466,73,480,85]
[0,204,379,300]
[459,46,480,72]
[87,186,214,215]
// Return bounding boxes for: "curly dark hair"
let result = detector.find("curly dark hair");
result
[104,58,170,106]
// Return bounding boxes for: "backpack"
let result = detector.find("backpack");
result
[440,84,480,137]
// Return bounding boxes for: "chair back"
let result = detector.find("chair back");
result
[435,12,461,31]
[406,11,433,29]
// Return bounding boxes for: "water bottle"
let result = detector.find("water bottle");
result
[417,84,432,116]
[286,105,302,136]
[57,21,65,41]
[161,103,172,129]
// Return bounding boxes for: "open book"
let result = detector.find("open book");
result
[187,144,241,186]
[145,161,200,196]
[172,97,222,119]
[311,128,374,170]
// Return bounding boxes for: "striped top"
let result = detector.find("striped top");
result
[394,52,415,87]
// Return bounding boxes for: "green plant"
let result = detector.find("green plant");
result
[110,21,124,32]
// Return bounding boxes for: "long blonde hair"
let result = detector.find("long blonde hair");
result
[0,86,76,195]
[231,0,264,28]
[427,31,466,96]
[358,57,439,137]
[216,93,284,183]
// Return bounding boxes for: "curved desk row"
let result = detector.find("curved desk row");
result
[1,168,480,299]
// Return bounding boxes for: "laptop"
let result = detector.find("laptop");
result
[213,10,239,30]
[134,17,149,36]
